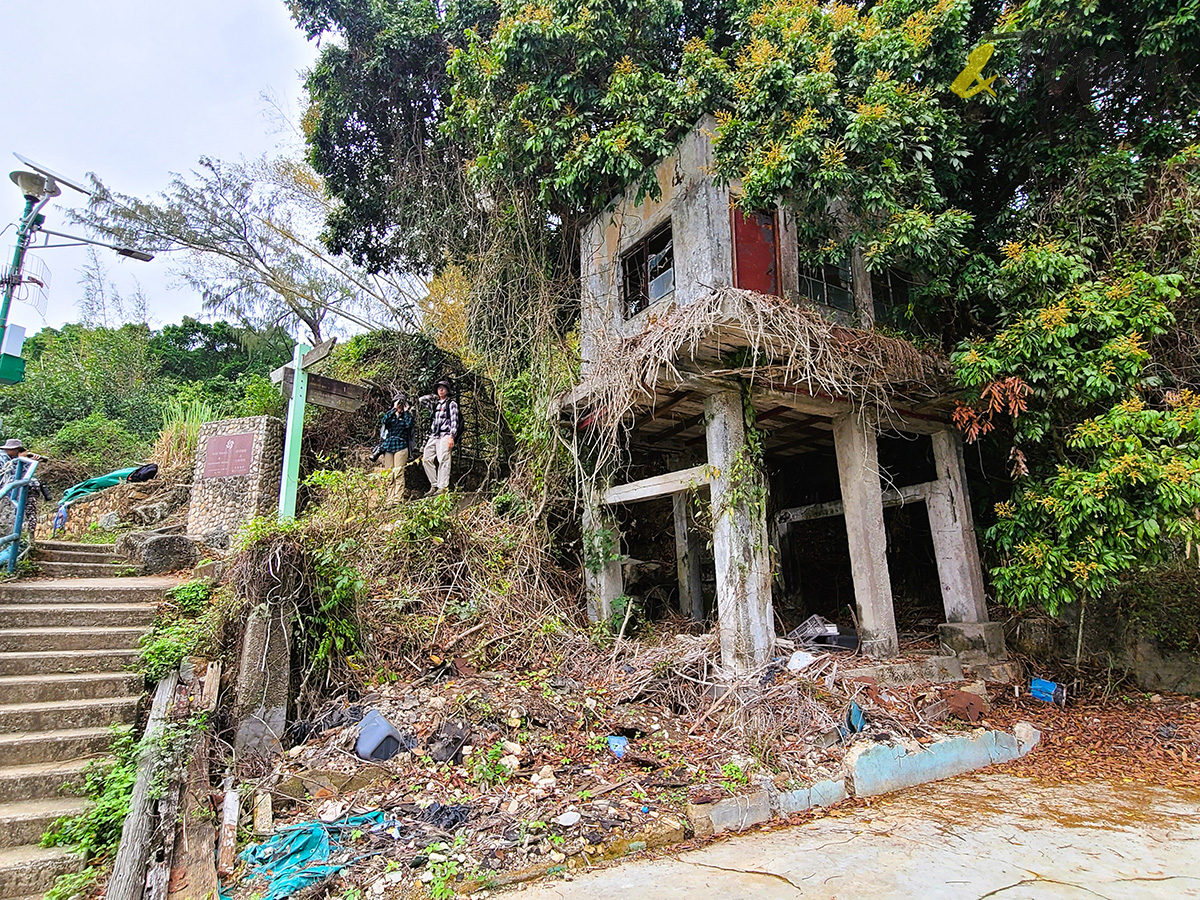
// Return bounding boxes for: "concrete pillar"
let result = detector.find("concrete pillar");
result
[850,246,875,329]
[673,492,705,620]
[928,429,989,623]
[704,390,775,674]
[833,413,898,657]
[233,600,293,759]
[582,490,622,623]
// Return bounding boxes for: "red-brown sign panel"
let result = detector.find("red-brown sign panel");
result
[203,433,255,478]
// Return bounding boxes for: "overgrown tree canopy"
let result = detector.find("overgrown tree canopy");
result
[293,0,1199,616]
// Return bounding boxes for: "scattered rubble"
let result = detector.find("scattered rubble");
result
[224,636,1054,900]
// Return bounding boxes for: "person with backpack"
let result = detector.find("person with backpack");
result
[419,380,460,496]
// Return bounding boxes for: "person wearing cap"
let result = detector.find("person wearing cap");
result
[418,380,459,496]
[0,439,50,537]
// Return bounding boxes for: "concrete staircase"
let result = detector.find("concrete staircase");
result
[30,541,124,579]
[0,544,172,900]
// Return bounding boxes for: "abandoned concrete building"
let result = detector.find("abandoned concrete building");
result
[562,118,1006,677]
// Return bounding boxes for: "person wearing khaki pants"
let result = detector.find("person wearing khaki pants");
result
[373,395,414,500]
[420,380,458,496]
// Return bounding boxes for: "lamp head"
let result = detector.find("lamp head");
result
[9,170,60,201]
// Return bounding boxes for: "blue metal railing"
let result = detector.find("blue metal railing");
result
[0,457,38,574]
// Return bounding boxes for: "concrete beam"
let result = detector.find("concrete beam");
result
[833,413,899,658]
[583,490,623,623]
[776,480,934,525]
[705,390,775,674]
[602,464,710,505]
[673,492,705,620]
[929,429,989,623]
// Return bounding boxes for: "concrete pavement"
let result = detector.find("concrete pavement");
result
[511,774,1200,899]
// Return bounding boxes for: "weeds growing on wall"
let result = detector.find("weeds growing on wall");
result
[138,579,218,682]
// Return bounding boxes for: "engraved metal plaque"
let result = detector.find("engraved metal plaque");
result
[202,432,255,478]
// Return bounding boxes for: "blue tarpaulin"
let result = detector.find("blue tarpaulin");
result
[238,812,384,900]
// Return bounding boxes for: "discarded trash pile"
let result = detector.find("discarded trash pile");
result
[228,626,1010,900]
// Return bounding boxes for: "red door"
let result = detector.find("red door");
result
[732,208,780,296]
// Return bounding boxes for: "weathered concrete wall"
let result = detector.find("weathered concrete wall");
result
[580,117,732,369]
[687,724,1041,835]
[1013,610,1200,696]
[187,417,284,547]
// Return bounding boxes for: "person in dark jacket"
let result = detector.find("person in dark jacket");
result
[371,395,415,472]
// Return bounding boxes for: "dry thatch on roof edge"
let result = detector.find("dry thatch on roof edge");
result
[571,288,946,450]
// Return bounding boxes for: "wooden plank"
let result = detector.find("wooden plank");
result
[278,368,371,412]
[167,732,217,900]
[776,480,935,524]
[108,672,179,900]
[602,464,710,505]
[301,337,337,369]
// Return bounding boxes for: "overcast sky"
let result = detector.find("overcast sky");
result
[0,1,319,335]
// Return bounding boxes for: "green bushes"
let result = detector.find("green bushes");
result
[46,412,148,472]
[139,579,216,682]
[0,320,290,481]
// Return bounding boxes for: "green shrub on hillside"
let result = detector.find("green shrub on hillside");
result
[46,412,148,472]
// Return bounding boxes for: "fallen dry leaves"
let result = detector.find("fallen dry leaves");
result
[986,691,1200,787]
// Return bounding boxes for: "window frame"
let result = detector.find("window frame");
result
[621,220,675,319]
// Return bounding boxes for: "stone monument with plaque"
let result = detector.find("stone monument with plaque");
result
[187,416,285,547]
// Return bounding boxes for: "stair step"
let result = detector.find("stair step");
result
[0,603,156,629]
[0,759,90,803]
[0,626,148,652]
[0,649,141,676]
[0,727,115,767]
[36,542,116,554]
[33,561,125,578]
[34,548,119,564]
[0,798,87,849]
[0,671,144,704]
[0,697,139,735]
[0,578,174,605]
[0,844,82,896]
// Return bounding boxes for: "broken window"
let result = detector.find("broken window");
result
[870,268,912,324]
[800,256,912,323]
[622,222,674,318]
[799,260,854,312]
[732,208,780,296]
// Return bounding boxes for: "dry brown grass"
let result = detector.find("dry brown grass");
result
[569,287,944,473]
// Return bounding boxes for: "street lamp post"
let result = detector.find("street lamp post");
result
[0,193,36,345]
[1,155,154,384]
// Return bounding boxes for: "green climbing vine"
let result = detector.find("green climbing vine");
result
[582,525,622,574]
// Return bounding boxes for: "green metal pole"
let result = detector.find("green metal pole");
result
[0,195,37,349]
[277,341,311,521]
